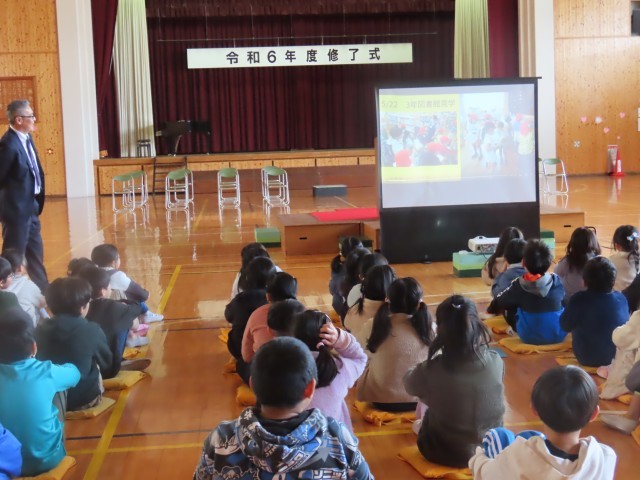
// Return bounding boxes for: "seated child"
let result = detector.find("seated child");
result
[470,366,616,479]
[560,257,628,367]
[344,264,396,337]
[329,236,363,316]
[490,239,566,345]
[609,225,640,291]
[554,227,601,300]
[230,242,282,299]
[356,277,435,412]
[600,310,640,399]
[0,307,80,476]
[67,257,95,277]
[225,257,275,382]
[78,266,150,377]
[491,238,526,298]
[602,360,640,434]
[266,298,305,337]
[292,310,367,432]
[2,249,47,326]
[0,257,19,315]
[337,247,370,319]
[405,295,504,468]
[91,244,163,323]
[194,337,373,479]
[481,227,523,286]
[0,422,21,479]
[36,277,112,411]
[345,252,389,308]
[241,271,297,364]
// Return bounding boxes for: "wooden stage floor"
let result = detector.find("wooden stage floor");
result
[25,175,640,478]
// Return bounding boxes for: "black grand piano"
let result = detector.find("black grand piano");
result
[155,120,212,155]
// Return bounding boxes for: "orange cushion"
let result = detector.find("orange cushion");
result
[16,456,76,480]
[554,355,599,374]
[499,336,572,354]
[353,400,416,427]
[398,445,472,479]
[484,315,510,334]
[103,371,147,391]
[218,328,230,345]
[236,384,256,406]
[65,397,116,420]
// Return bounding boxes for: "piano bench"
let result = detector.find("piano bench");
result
[136,139,152,157]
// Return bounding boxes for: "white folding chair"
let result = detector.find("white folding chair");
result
[217,167,241,208]
[542,158,569,195]
[261,166,290,207]
[165,168,194,210]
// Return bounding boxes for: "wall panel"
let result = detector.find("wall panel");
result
[0,0,66,195]
[555,0,640,174]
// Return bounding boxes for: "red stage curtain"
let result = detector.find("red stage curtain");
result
[488,0,519,78]
[147,12,455,154]
[91,0,120,157]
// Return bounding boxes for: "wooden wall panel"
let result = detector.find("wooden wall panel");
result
[555,0,630,38]
[555,0,640,174]
[0,0,65,195]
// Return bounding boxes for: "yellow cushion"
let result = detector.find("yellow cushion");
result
[218,328,230,345]
[499,336,572,354]
[103,371,147,391]
[353,401,416,427]
[554,355,599,374]
[484,315,510,334]
[223,357,237,374]
[398,445,472,479]
[597,383,633,405]
[633,425,640,447]
[236,384,257,406]
[123,347,142,360]
[16,456,76,480]
[65,397,116,420]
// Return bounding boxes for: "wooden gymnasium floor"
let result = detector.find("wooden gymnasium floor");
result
[31,175,638,479]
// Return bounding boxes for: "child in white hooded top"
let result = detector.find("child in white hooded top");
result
[470,366,616,480]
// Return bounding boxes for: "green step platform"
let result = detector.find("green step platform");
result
[255,227,281,248]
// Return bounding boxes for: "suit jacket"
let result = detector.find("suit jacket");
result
[0,128,46,224]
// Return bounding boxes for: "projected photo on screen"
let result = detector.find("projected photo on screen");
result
[377,82,537,209]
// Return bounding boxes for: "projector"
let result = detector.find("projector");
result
[468,236,500,254]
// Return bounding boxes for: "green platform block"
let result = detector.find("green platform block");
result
[255,227,281,248]
[452,251,488,278]
[540,229,556,253]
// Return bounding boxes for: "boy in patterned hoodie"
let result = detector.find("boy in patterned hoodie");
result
[194,337,373,480]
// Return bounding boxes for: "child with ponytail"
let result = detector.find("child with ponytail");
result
[610,225,640,291]
[344,265,397,339]
[292,310,367,432]
[404,295,505,468]
[356,277,434,412]
[329,237,363,316]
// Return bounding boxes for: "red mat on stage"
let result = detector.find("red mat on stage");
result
[310,208,379,222]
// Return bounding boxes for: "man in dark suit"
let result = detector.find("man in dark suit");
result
[0,99,48,291]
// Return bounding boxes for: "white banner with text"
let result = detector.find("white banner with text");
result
[187,43,413,69]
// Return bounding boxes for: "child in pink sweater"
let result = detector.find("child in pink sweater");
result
[241,272,298,363]
[292,310,367,432]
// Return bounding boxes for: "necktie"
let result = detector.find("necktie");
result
[26,137,41,193]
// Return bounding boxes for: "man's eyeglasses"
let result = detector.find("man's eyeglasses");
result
[18,115,36,119]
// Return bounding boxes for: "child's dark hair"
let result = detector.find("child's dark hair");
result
[250,336,317,408]
[357,253,389,281]
[1,248,24,273]
[45,277,92,316]
[355,265,397,315]
[330,236,363,274]
[486,227,524,279]
[612,225,640,272]
[244,257,276,290]
[238,243,270,291]
[583,256,616,293]
[564,227,601,271]
[91,244,119,268]
[67,257,95,276]
[341,247,370,296]
[77,265,111,299]
[367,277,434,353]
[0,257,13,282]
[531,366,598,433]
[266,272,298,302]
[523,239,552,275]
[428,295,491,367]
[503,238,526,265]
[267,299,305,335]
[0,307,35,363]
[292,310,339,388]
